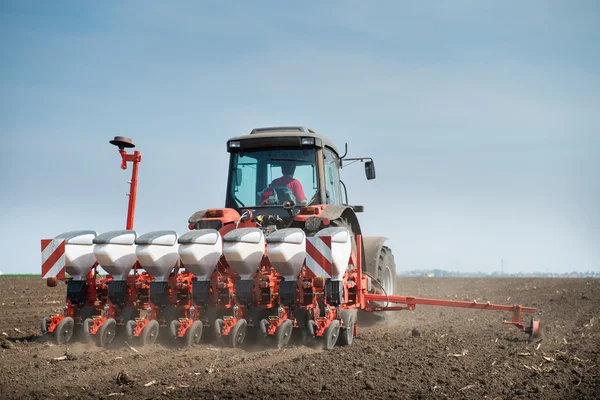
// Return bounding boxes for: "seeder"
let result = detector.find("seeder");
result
[86,230,152,347]
[41,127,540,348]
[41,231,107,344]
[125,230,194,346]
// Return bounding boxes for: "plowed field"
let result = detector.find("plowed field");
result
[1,277,598,399]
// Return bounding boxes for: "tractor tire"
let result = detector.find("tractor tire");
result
[376,246,396,298]
[338,309,356,346]
[54,317,75,345]
[360,245,396,326]
[275,319,293,349]
[323,319,340,350]
[81,318,93,343]
[184,321,203,347]
[96,318,117,347]
[140,320,159,346]
[124,320,136,343]
[228,319,247,348]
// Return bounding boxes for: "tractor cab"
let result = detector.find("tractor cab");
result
[225,126,374,218]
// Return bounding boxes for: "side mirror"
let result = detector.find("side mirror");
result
[365,161,376,180]
[234,168,243,186]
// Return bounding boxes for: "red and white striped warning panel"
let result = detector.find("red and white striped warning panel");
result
[305,236,332,278]
[41,239,66,280]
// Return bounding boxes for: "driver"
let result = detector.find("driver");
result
[265,164,306,204]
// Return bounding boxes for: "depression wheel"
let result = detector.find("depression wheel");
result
[527,316,543,342]
[184,321,203,347]
[96,318,117,347]
[54,317,75,345]
[40,317,51,336]
[169,320,181,341]
[124,320,136,343]
[213,318,225,344]
[228,319,247,348]
[81,318,93,343]
[275,319,293,349]
[338,310,356,346]
[323,319,340,350]
[140,320,159,346]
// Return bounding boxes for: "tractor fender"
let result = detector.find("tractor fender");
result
[320,206,362,234]
[188,209,208,224]
[188,208,243,231]
[362,236,388,275]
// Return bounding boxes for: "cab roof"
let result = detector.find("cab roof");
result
[227,126,341,156]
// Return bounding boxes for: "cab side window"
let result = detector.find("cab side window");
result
[324,149,342,204]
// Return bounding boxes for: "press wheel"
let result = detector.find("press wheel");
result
[184,321,203,347]
[275,319,293,349]
[96,318,117,347]
[228,319,247,348]
[54,317,75,345]
[140,320,159,346]
[323,319,340,350]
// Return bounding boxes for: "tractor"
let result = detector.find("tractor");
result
[41,127,539,348]
[181,126,395,347]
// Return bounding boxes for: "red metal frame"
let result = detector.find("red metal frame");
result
[88,265,150,336]
[130,267,193,338]
[118,149,142,230]
[362,293,535,330]
[84,148,143,340]
[44,142,143,344]
[46,263,108,334]
[355,230,536,334]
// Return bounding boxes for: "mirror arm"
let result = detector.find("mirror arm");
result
[340,180,349,205]
[343,156,373,164]
[340,143,348,160]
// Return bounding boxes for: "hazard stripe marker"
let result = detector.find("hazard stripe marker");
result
[41,239,66,280]
[305,236,332,278]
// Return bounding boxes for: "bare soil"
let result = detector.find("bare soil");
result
[0,277,598,399]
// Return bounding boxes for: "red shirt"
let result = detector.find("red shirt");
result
[269,175,306,202]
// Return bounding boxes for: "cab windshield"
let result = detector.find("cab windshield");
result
[228,148,317,207]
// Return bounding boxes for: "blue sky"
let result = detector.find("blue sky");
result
[1,1,598,274]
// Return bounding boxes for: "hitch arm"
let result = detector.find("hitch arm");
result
[363,293,536,332]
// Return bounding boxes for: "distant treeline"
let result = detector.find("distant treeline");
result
[398,269,600,278]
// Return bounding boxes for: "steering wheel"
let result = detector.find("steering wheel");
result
[260,186,297,205]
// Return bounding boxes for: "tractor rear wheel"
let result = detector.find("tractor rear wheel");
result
[360,245,396,325]
[323,319,340,350]
[184,321,203,347]
[338,310,356,346]
[377,246,396,297]
[96,318,117,347]
[54,317,74,345]
[229,319,247,348]
[275,319,293,349]
[140,320,159,346]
